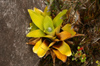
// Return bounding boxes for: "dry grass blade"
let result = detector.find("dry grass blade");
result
[26,38,40,45]
[50,50,56,66]
[65,34,85,40]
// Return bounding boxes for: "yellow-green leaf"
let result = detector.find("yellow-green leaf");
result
[34,7,44,15]
[53,9,67,28]
[26,29,45,37]
[28,9,44,30]
[30,22,38,31]
[43,35,56,39]
[48,26,61,37]
[43,16,54,35]
[54,26,61,34]
[44,6,51,16]
[62,24,76,36]
[53,41,72,56]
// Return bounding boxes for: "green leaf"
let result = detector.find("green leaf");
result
[81,59,84,62]
[77,46,80,50]
[53,9,67,28]
[28,9,44,30]
[30,22,38,31]
[43,16,54,35]
[26,29,45,37]
[72,58,75,61]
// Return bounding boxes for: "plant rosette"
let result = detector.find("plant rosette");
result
[26,6,83,63]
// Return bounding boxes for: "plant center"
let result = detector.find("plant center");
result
[48,27,52,32]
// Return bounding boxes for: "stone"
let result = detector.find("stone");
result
[0,0,46,66]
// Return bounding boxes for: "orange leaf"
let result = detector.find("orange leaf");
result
[53,49,67,62]
[56,31,72,40]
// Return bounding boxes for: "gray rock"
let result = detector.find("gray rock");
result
[0,0,45,66]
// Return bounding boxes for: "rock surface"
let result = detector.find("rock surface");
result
[0,0,45,66]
